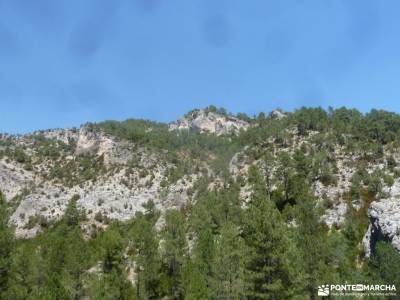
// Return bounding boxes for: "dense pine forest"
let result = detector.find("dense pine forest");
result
[1,106,400,299]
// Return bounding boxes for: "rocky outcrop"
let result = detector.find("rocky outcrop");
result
[363,198,400,257]
[9,163,198,238]
[0,159,36,200]
[4,107,400,245]
[75,124,112,156]
[269,109,286,120]
[169,109,249,135]
[33,128,79,144]
[1,123,198,238]
[321,202,348,228]
[75,124,132,166]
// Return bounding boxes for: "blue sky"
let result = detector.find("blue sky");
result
[0,0,398,133]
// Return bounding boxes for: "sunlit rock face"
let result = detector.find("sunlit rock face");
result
[169,109,249,135]
[269,109,286,120]
[3,124,197,238]
[363,197,400,257]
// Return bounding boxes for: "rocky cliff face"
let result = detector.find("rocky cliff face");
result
[169,109,250,135]
[269,109,286,120]
[1,124,197,238]
[75,125,133,166]
[2,108,400,258]
[363,195,400,256]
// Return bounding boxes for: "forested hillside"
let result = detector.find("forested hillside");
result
[1,106,400,299]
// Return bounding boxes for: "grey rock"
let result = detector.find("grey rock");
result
[169,109,249,135]
[269,109,286,120]
[321,202,348,228]
[363,197,400,256]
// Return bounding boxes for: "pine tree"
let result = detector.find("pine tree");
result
[61,228,90,299]
[194,225,215,286]
[89,227,135,300]
[184,190,219,299]
[263,152,275,196]
[295,191,330,299]
[142,200,160,225]
[63,194,84,227]
[293,147,310,178]
[5,243,40,299]
[212,221,244,300]
[181,260,209,300]
[131,212,162,299]
[243,167,296,299]
[276,152,294,204]
[0,191,14,296]
[373,241,400,290]
[162,209,187,299]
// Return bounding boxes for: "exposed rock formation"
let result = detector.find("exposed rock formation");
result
[76,125,112,156]
[0,158,35,200]
[9,166,198,238]
[75,124,133,166]
[2,124,198,238]
[363,197,400,257]
[321,202,348,228]
[33,128,79,144]
[269,109,286,120]
[3,108,400,250]
[169,109,249,135]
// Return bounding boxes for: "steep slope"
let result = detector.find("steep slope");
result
[1,124,199,238]
[1,106,400,260]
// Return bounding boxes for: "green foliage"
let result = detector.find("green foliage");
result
[372,242,400,289]
[292,107,329,135]
[97,117,240,182]
[87,269,136,300]
[130,211,162,299]
[87,227,135,300]
[13,147,29,163]
[294,187,331,298]
[48,154,106,187]
[243,167,299,299]
[0,191,14,296]
[212,221,245,300]
[181,260,209,300]
[4,106,400,298]
[63,194,85,227]
[162,209,187,299]
[24,214,50,229]
[5,243,42,300]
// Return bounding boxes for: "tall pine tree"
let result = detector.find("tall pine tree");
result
[162,209,187,299]
[212,221,244,300]
[243,166,297,299]
[295,188,331,299]
[131,212,162,299]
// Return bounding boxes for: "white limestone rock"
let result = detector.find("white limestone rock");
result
[269,109,286,120]
[363,197,400,256]
[169,109,249,136]
[321,202,348,228]
[0,159,36,200]
[9,162,198,238]
[75,124,133,166]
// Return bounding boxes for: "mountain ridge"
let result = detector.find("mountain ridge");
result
[1,106,400,256]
